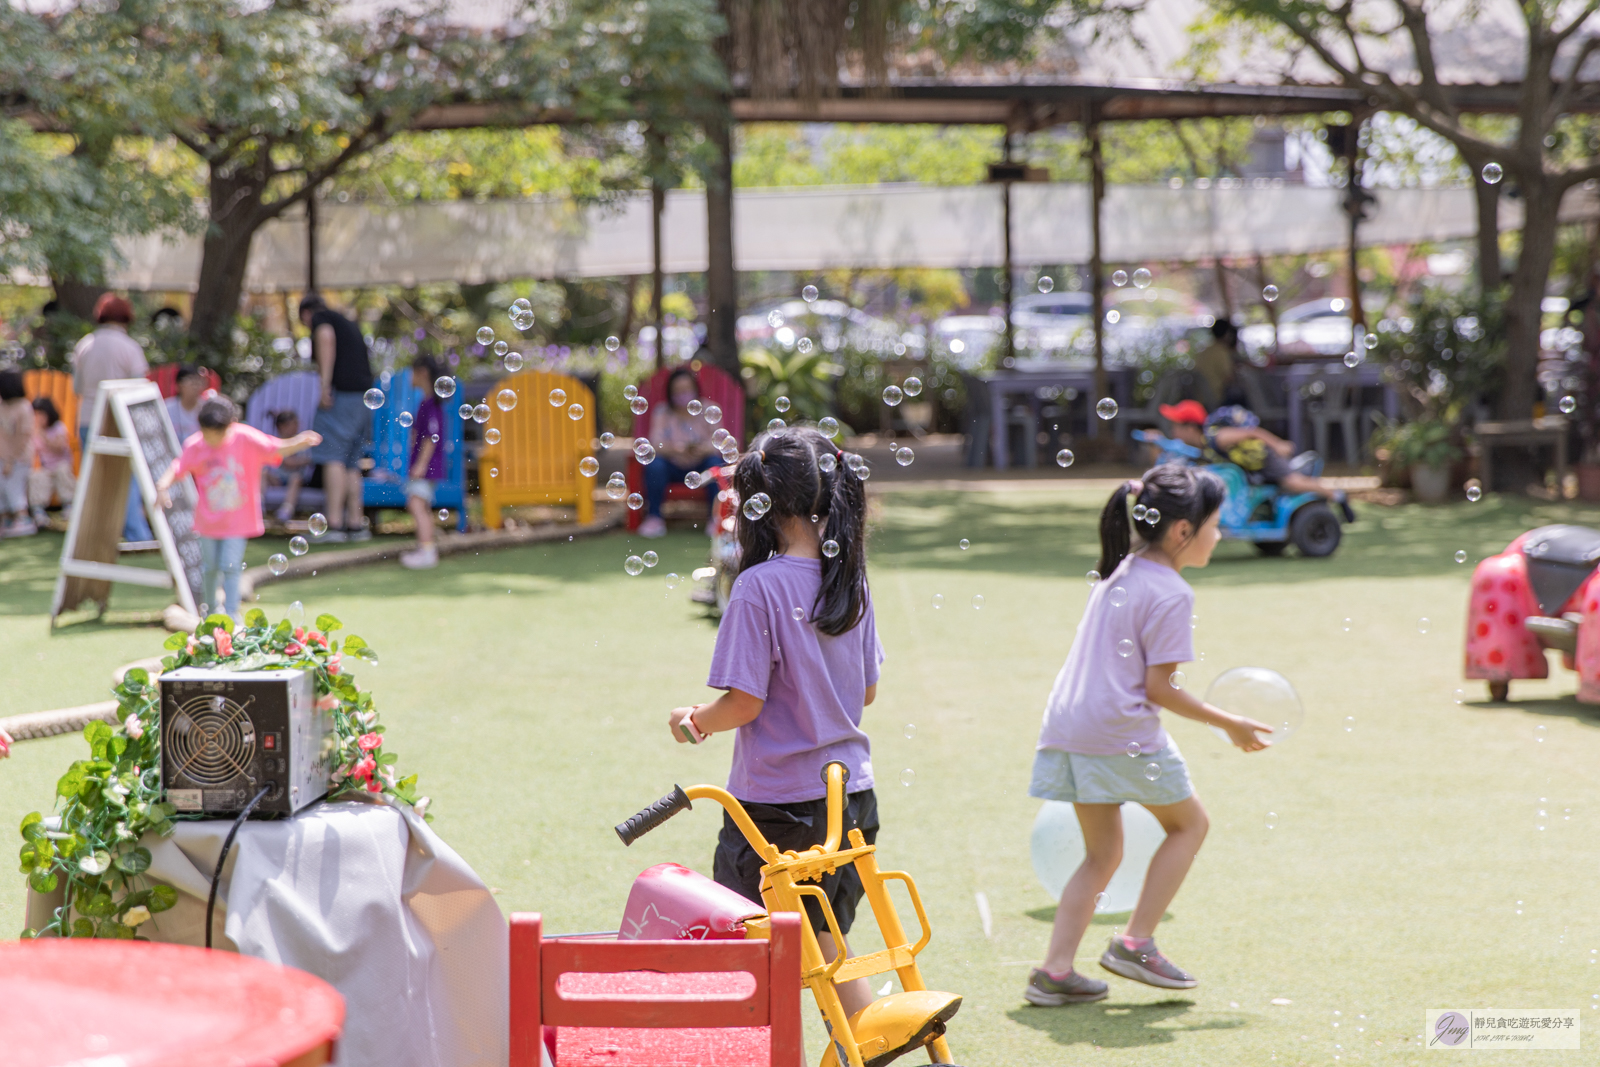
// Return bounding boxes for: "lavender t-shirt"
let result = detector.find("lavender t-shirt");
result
[707,555,883,803]
[1037,554,1194,756]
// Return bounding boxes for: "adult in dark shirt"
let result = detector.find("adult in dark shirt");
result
[299,294,374,541]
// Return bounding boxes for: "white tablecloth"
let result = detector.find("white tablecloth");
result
[28,797,508,1067]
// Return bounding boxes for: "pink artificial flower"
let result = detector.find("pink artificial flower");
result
[213,628,233,657]
[366,779,383,793]
[0,729,10,759]
[285,640,304,655]
[352,756,376,781]
[293,627,307,642]
[315,694,339,711]
[185,637,198,656]
[307,631,328,649]
[357,732,382,752]
[123,714,144,740]
[326,654,342,675]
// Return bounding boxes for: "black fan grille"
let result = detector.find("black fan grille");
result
[168,694,255,786]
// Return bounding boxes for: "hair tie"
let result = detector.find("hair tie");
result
[756,449,765,462]
[1128,479,1144,496]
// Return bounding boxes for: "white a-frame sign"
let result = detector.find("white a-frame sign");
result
[51,379,205,627]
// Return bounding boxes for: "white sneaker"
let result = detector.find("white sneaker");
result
[400,544,438,569]
[638,516,668,538]
[2,518,37,538]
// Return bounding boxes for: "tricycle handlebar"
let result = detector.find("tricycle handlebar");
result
[615,785,692,846]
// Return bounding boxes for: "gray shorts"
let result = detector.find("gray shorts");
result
[310,390,371,468]
[1029,738,1194,807]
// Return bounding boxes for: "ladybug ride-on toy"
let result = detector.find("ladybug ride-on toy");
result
[1465,524,1600,703]
[616,761,962,1067]
[1133,430,1346,557]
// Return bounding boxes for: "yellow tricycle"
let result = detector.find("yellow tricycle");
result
[616,761,962,1067]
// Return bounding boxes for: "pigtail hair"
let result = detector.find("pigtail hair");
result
[814,445,868,636]
[734,448,781,571]
[1098,481,1136,577]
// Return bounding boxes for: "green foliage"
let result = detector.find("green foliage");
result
[20,609,423,940]
[740,347,841,427]
[1370,417,1462,471]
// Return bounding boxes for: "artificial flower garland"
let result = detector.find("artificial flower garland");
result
[18,607,426,939]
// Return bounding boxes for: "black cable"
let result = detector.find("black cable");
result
[205,784,272,950]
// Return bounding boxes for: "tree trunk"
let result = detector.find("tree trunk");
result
[1475,179,1502,294]
[1500,179,1561,423]
[704,108,739,378]
[188,162,271,361]
[50,278,104,321]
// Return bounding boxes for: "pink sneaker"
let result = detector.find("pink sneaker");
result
[638,516,667,538]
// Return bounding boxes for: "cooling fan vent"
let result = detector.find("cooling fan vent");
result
[168,693,256,787]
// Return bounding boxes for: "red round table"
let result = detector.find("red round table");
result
[2,938,345,1067]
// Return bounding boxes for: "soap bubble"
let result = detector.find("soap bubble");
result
[1037,276,1054,293]
[511,308,535,331]
[1132,267,1152,289]
[288,600,305,627]
[437,509,449,522]
[1117,639,1135,658]
[599,431,613,448]
[1204,667,1305,747]
[630,396,649,415]
[308,513,329,536]
[883,385,904,407]
[1455,550,1467,563]
[1265,812,1277,830]
[268,553,288,575]
[1111,269,1128,287]
[476,326,495,345]
[1143,762,1161,781]
[604,335,621,352]
[818,452,837,473]
[791,606,804,621]
[398,410,413,428]
[1344,351,1361,368]
[579,457,599,478]
[895,447,915,467]
[932,593,944,609]
[1560,395,1578,414]
[1262,284,1279,302]
[686,399,702,416]
[1056,449,1075,468]
[473,404,490,424]
[856,465,871,481]
[485,428,502,445]
[797,338,814,354]
[606,472,627,500]
[903,377,922,397]
[1133,504,1148,522]
[363,388,385,410]
[703,403,722,425]
[1032,800,1166,911]
[510,298,532,315]
[488,467,498,478]
[288,535,309,556]
[684,470,703,489]
[1086,569,1100,584]
[1364,333,1378,350]
[1096,398,1118,420]
[900,768,915,786]
[1482,161,1503,185]
[802,284,819,302]
[959,538,970,550]
[768,418,787,431]
[548,388,566,407]
[1109,586,1129,607]
[643,551,658,568]
[434,376,457,399]
[568,403,584,421]
[497,389,518,412]
[1126,741,1142,757]
[972,594,985,609]
[774,395,791,413]
[1344,716,1355,732]
[822,539,840,558]
[767,310,784,328]
[1170,670,1186,688]
[623,384,638,401]
[742,498,764,521]
[624,555,644,576]
[818,416,840,438]
[1418,617,1430,634]
[665,572,681,589]
[626,493,644,511]
[1465,479,1483,501]
[493,340,508,357]
[458,403,474,420]
[634,439,656,464]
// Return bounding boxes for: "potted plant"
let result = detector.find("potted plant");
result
[1373,416,1463,503]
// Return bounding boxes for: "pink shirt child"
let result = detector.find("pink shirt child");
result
[170,424,283,539]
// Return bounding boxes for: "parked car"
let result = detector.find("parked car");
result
[932,314,1006,368]
[736,298,924,355]
[1239,297,1356,358]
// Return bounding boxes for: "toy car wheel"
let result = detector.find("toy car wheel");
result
[1255,542,1287,556]
[1489,681,1509,703]
[1290,502,1342,557]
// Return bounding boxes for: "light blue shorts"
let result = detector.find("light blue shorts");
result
[406,478,435,505]
[1029,738,1194,807]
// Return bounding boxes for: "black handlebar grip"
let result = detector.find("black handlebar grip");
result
[819,760,851,787]
[615,785,692,846]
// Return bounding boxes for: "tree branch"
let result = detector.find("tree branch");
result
[1547,33,1600,125]
[1553,0,1600,45]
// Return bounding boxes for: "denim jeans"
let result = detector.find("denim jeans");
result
[80,424,153,542]
[643,453,719,518]
[199,536,247,620]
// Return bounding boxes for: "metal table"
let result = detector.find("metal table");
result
[979,366,1133,469]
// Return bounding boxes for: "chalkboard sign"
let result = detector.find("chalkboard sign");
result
[124,396,206,611]
[52,380,204,626]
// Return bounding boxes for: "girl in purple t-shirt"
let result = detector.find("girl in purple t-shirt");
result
[668,426,883,1020]
[1025,465,1272,1008]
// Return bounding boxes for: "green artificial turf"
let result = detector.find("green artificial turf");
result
[5,488,1600,1065]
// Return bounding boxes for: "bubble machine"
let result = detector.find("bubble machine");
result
[159,667,333,817]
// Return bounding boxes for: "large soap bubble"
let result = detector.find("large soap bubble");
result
[1031,801,1166,913]
[1204,666,1304,747]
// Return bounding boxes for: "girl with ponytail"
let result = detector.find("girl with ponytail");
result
[666,425,883,1017]
[1025,464,1273,1007]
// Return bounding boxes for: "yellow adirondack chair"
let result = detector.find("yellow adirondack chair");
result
[479,370,596,529]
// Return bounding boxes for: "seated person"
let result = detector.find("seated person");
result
[1160,399,1356,522]
[264,410,321,523]
[639,367,720,539]
[164,364,210,443]
[28,397,75,528]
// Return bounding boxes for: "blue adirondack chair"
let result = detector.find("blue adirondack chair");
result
[362,368,467,530]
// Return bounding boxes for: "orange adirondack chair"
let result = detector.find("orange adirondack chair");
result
[23,369,80,475]
[479,371,596,530]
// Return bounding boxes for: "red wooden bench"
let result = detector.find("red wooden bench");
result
[510,912,802,1067]
[625,364,745,531]
[147,364,222,399]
